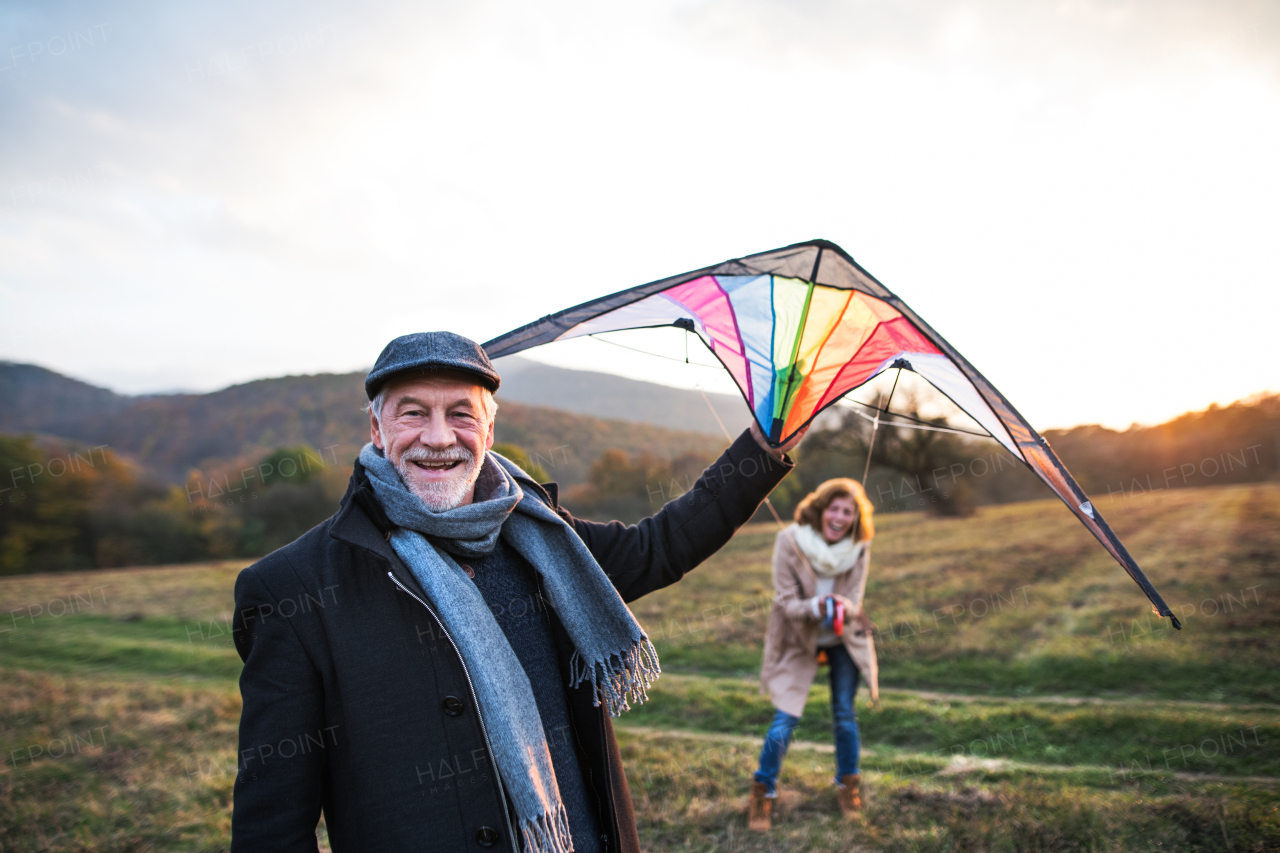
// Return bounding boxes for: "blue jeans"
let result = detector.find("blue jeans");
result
[753,644,860,794]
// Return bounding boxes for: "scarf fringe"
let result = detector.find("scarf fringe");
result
[570,639,662,717]
[520,803,575,853]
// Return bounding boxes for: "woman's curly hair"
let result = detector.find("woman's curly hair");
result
[793,477,875,543]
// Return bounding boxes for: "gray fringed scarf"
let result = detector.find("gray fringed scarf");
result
[359,443,660,853]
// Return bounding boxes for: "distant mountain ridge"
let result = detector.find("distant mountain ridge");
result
[0,360,730,486]
[493,356,747,437]
[0,362,133,434]
[8,359,1274,501]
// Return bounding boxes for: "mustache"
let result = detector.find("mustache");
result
[398,445,475,464]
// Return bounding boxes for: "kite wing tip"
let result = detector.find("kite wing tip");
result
[1155,606,1183,630]
[1157,601,1182,627]
[805,237,850,255]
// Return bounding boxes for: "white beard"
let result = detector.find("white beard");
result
[392,443,484,512]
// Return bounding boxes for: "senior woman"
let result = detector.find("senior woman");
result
[748,478,880,832]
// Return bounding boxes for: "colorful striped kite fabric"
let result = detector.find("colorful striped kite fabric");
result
[545,273,1019,456]
[483,239,1179,627]
[560,274,944,445]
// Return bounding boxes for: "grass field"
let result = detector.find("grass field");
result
[1,482,1277,851]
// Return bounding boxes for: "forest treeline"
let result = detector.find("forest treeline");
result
[567,393,1278,524]
[0,362,725,485]
[1,394,1275,574]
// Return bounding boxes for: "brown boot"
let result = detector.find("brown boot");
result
[837,774,862,817]
[747,781,773,832]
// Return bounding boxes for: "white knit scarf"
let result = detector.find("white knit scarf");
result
[791,522,865,577]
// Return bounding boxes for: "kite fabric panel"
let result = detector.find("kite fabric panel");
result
[483,239,1180,627]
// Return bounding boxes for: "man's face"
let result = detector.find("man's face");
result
[370,370,496,511]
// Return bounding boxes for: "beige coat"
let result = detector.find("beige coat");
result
[759,525,879,717]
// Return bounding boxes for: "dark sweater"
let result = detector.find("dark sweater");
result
[465,537,603,853]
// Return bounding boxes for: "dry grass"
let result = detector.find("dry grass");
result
[0,483,1277,851]
[0,560,249,625]
[620,730,1280,852]
[644,483,1280,702]
[0,669,239,852]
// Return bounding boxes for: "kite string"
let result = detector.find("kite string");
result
[861,368,902,486]
[589,330,783,526]
[840,405,991,438]
[588,334,720,369]
[698,386,785,530]
[837,398,990,437]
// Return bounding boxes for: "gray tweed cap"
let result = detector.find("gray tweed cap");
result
[364,332,501,399]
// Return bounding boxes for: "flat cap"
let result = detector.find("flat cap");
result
[365,332,501,399]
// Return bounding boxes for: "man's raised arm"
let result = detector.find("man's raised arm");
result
[555,428,794,603]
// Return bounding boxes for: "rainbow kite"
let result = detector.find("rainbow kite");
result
[484,239,1180,627]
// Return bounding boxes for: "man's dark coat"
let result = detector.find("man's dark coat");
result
[231,431,791,852]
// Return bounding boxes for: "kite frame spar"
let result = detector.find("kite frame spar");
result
[483,239,1181,628]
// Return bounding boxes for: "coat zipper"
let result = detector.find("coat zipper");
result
[596,708,618,852]
[387,571,518,849]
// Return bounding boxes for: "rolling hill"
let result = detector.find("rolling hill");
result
[0,361,731,486]
[494,356,747,436]
[2,359,1276,500]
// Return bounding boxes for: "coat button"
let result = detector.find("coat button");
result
[442,696,465,716]
[475,826,499,847]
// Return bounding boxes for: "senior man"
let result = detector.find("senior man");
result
[231,332,804,853]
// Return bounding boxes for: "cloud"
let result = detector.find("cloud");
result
[677,0,1280,76]
[0,0,1276,427]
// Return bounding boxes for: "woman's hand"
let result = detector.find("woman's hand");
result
[831,594,857,615]
[816,594,860,625]
[827,596,874,633]
[851,605,876,635]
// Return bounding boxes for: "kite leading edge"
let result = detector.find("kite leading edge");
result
[482,239,1182,629]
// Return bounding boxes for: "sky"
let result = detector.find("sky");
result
[1,0,1277,430]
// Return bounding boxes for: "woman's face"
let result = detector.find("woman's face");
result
[820,495,858,543]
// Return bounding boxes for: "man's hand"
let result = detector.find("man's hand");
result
[749,420,809,461]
